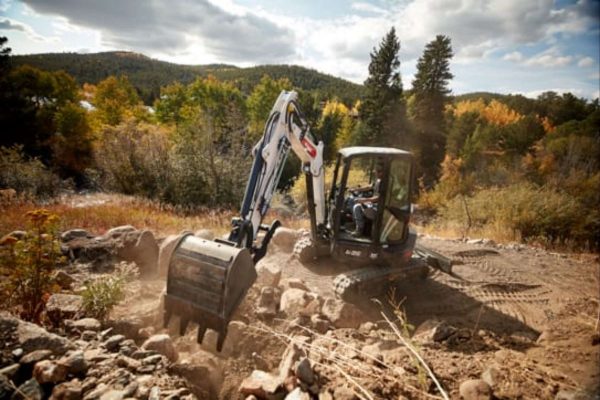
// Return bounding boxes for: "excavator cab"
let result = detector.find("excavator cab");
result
[326,147,415,267]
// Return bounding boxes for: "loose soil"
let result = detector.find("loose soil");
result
[115,234,600,399]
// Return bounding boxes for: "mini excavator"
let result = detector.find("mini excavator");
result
[163,91,451,350]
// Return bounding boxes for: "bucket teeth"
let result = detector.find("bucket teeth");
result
[179,318,189,335]
[163,310,172,328]
[197,324,207,344]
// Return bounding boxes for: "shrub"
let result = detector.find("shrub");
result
[433,182,596,248]
[0,146,63,199]
[81,262,138,320]
[0,209,64,322]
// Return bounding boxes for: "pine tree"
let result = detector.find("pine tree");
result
[359,28,407,146]
[411,35,454,184]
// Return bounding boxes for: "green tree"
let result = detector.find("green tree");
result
[411,35,454,185]
[93,75,143,126]
[359,27,407,146]
[0,36,11,74]
[246,75,292,141]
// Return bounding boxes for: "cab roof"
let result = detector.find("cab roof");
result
[338,146,412,159]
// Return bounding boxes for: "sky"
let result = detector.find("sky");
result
[1,0,599,99]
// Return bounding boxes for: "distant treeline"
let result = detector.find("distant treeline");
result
[12,52,363,105]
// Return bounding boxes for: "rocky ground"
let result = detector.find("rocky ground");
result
[0,223,598,400]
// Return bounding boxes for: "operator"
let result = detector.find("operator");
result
[352,166,383,237]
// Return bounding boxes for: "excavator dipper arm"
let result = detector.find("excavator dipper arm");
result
[163,91,324,351]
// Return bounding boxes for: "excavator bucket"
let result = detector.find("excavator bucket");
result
[163,234,256,351]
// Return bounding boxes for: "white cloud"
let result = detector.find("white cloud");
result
[578,56,594,67]
[524,47,573,67]
[503,51,523,62]
[351,2,387,15]
[0,17,59,43]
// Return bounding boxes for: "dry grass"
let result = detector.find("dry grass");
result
[0,193,308,237]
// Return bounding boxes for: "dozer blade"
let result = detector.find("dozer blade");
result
[163,234,256,352]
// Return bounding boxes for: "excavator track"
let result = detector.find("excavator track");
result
[333,258,430,302]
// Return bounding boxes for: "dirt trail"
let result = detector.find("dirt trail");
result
[117,234,600,398]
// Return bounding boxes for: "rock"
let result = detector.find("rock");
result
[239,370,283,399]
[61,229,91,243]
[105,226,137,237]
[0,374,14,399]
[80,331,97,341]
[142,355,165,365]
[321,298,366,329]
[148,386,160,400]
[309,315,330,334]
[141,334,178,362]
[413,319,457,343]
[19,349,53,378]
[12,378,44,400]
[158,235,182,277]
[195,229,215,240]
[12,316,73,355]
[12,348,24,359]
[103,335,126,352]
[116,356,141,372]
[105,317,143,339]
[280,289,321,317]
[116,230,159,277]
[137,326,155,340]
[33,359,68,384]
[201,321,247,356]
[58,351,88,376]
[170,350,223,398]
[51,379,83,400]
[98,390,126,400]
[83,383,110,400]
[271,228,299,252]
[279,342,306,381]
[46,294,83,323]
[294,358,314,385]
[285,387,310,400]
[54,270,77,289]
[68,318,102,333]
[255,260,282,287]
[257,286,279,318]
[280,278,309,292]
[555,390,588,400]
[361,341,399,365]
[481,366,501,388]
[459,379,492,400]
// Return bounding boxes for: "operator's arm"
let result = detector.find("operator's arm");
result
[356,194,379,204]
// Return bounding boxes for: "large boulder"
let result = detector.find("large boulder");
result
[32,359,68,384]
[256,286,279,319]
[141,334,178,362]
[239,370,284,399]
[114,230,159,277]
[280,289,321,317]
[170,350,223,398]
[271,228,300,252]
[158,235,182,277]
[63,226,159,276]
[46,294,83,323]
[255,260,282,287]
[321,298,367,329]
[6,315,73,355]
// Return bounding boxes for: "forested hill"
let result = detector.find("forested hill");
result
[12,51,363,104]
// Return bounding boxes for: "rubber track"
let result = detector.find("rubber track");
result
[333,258,428,301]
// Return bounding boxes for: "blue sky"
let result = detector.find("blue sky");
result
[1,0,598,99]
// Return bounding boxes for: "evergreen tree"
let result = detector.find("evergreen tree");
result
[411,35,454,184]
[359,27,407,146]
[0,36,11,73]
